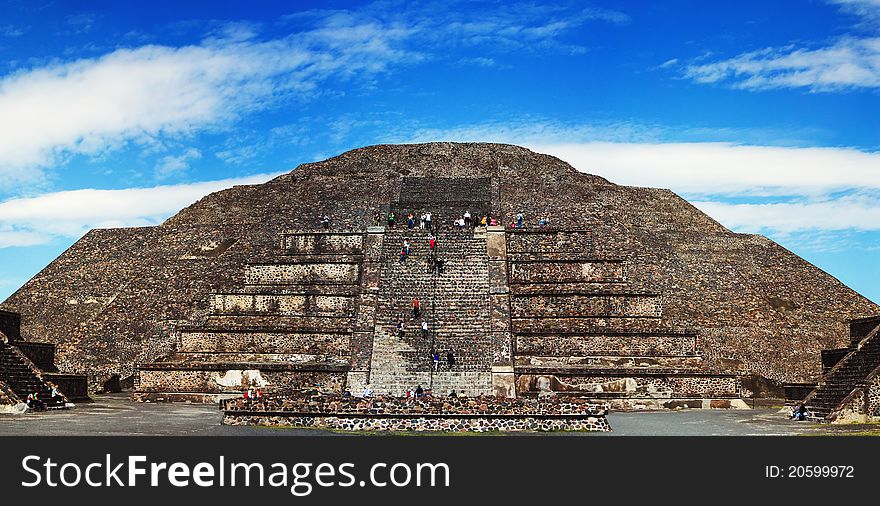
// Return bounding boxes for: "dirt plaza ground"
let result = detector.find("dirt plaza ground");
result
[3,394,879,436]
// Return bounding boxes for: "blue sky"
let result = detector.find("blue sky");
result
[1,0,880,303]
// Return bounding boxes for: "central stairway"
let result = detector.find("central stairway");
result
[367,226,493,396]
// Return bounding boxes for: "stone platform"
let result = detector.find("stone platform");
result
[220,394,611,432]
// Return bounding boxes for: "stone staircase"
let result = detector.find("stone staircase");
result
[0,310,88,405]
[805,317,880,421]
[0,341,55,403]
[367,227,493,396]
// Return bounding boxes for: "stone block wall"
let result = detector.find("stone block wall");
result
[244,263,360,285]
[209,293,354,316]
[506,230,593,255]
[178,330,350,355]
[220,394,611,432]
[281,233,364,256]
[515,332,697,357]
[515,373,738,397]
[510,293,663,318]
[0,310,21,342]
[138,368,346,395]
[14,341,56,371]
[509,260,624,284]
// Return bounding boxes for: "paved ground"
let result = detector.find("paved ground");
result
[1,394,876,436]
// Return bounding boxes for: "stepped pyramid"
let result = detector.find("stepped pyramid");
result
[1,143,876,407]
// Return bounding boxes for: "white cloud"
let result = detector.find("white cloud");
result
[0,16,418,187]
[155,148,202,180]
[403,120,880,235]
[830,0,880,24]
[691,196,880,234]
[0,25,26,38]
[530,142,880,235]
[684,37,880,91]
[682,1,880,91]
[0,172,281,248]
[0,2,628,188]
[530,142,880,196]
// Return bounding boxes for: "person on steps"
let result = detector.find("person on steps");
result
[516,212,524,228]
[50,386,64,406]
[446,351,455,370]
[321,214,331,229]
[26,392,46,412]
[413,298,421,318]
[432,351,440,371]
[397,320,405,337]
[387,211,396,227]
[422,321,429,339]
[415,384,424,397]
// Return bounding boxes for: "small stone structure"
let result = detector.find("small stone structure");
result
[804,316,880,423]
[0,310,89,406]
[221,394,610,432]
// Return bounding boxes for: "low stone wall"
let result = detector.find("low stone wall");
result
[224,414,609,432]
[44,373,90,401]
[221,395,611,432]
[515,372,739,398]
[15,341,55,371]
[138,368,347,396]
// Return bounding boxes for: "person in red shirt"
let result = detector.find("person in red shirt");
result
[412,297,421,318]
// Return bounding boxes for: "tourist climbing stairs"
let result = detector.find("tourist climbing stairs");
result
[368,225,493,396]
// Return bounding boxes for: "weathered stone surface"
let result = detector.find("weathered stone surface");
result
[221,393,611,432]
[1,142,876,398]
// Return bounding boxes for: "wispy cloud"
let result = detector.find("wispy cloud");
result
[0,2,627,189]
[681,1,880,91]
[691,193,880,234]
[0,13,417,188]
[0,25,26,38]
[830,0,880,25]
[0,172,281,248]
[155,148,202,180]
[684,37,880,91]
